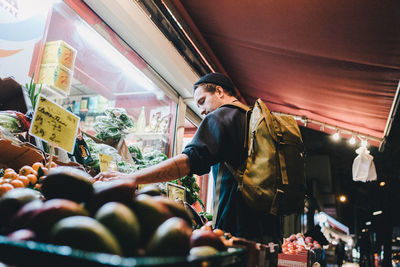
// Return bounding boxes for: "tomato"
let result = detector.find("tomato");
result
[32,162,44,172]
[17,176,29,187]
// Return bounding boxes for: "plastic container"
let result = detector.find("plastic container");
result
[0,235,246,267]
[41,40,77,70]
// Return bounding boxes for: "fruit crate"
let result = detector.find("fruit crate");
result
[0,235,246,267]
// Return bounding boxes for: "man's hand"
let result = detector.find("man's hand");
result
[94,171,132,182]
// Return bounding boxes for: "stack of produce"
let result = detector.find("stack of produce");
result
[0,162,54,196]
[0,167,230,259]
[282,233,322,255]
[94,108,134,143]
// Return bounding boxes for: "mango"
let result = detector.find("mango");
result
[9,199,43,231]
[131,195,172,246]
[146,217,192,256]
[190,229,226,251]
[152,196,193,227]
[88,180,136,213]
[95,202,140,256]
[51,216,122,255]
[28,198,89,241]
[0,188,41,231]
[41,167,93,204]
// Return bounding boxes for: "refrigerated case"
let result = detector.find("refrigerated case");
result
[32,1,186,158]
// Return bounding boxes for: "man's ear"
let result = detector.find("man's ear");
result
[215,86,224,98]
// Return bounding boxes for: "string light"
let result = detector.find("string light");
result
[349,135,356,145]
[332,130,340,141]
[271,112,382,146]
[338,195,347,203]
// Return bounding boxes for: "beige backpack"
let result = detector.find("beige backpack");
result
[222,99,306,215]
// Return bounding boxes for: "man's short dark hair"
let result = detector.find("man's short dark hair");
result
[193,72,237,97]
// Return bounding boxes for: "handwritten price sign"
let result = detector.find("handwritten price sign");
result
[167,182,186,202]
[99,153,116,172]
[29,95,80,153]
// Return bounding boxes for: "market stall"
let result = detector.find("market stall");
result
[0,0,278,266]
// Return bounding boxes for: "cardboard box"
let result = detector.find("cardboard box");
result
[37,63,72,95]
[0,139,44,171]
[278,251,309,267]
[41,40,77,70]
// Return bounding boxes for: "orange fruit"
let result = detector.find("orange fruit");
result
[17,175,30,187]
[41,167,49,175]
[4,168,15,174]
[45,162,57,169]
[2,183,14,192]
[32,162,44,172]
[213,228,225,236]
[34,183,42,190]
[10,179,24,188]
[26,174,37,185]
[19,166,37,176]
[0,186,7,196]
[4,171,18,180]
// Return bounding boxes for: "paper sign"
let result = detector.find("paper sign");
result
[29,95,79,153]
[167,182,186,202]
[99,153,115,172]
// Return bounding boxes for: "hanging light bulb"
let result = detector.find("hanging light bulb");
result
[349,135,356,145]
[332,130,340,141]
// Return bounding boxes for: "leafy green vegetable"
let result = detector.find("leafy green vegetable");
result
[172,175,204,208]
[94,108,134,142]
[25,74,42,110]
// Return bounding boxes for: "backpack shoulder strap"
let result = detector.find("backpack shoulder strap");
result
[221,101,251,112]
[221,101,251,150]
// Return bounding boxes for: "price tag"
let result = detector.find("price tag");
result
[167,182,186,202]
[99,153,116,172]
[29,95,79,153]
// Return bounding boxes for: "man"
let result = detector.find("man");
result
[96,73,280,242]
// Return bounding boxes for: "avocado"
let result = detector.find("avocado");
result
[41,167,94,204]
[190,229,226,251]
[146,217,192,256]
[152,196,193,227]
[95,202,140,256]
[7,228,36,241]
[51,215,122,255]
[137,184,162,196]
[9,199,43,231]
[131,195,172,246]
[28,198,89,241]
[0,188,41,231]
[88,180,136,214]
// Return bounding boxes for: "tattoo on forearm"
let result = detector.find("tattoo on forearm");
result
[172,158,181,178]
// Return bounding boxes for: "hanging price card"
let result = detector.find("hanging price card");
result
[99,153,116,172]
[167,182,186,202]
[29,95,79,153]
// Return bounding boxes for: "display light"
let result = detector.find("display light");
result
[379,181,386,187]
[338,195,347,203]
[349,135,356,145]
[332,130,340,141]
[373,210,383,216]
[271,112,383,147]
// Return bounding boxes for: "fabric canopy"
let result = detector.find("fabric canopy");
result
[169,0,400,147]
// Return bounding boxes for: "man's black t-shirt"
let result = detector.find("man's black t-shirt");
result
[182,105,280,241]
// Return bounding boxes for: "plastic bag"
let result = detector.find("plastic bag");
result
[352,146,377,182]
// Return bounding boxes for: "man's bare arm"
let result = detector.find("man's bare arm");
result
[133,154,191,184]
[95,154,191,184]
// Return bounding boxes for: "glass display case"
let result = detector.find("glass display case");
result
[36,2,177,158]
